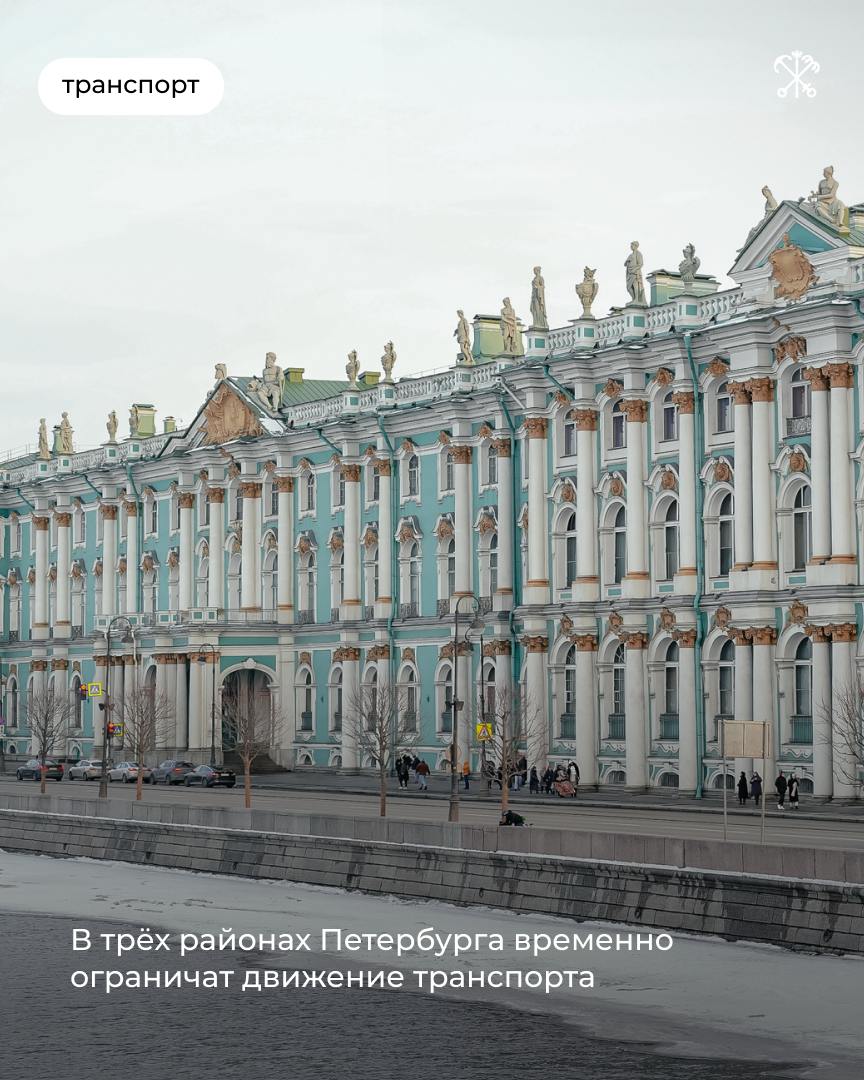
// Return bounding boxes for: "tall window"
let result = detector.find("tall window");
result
[446,537,456,597]
[407,454,420,497]
[718,493,734,576]
[331,668,343,731]
[487,443,498,485]
[794,637,812,716]
[663,641,679,714]
[663,501,679,580]
[611,402,626,449]
[305,553,317,611]
[71,675,82,730]
[408,542,421,607]
[716,382,732,433]
[371,469,380,502]
[149,498,158,536]
[305,472,316,512]
[489,534,498,595]
[563,510,577,587]
[718,639,735,716]
[301,670,313,730]
[792,486,811,570]
[564,644,577,713]
[403,668,418,729]
[613,506,626,584]
[76,507,87,545]
[270,484,279,517]
[612,644,625,714]
[234,488,243,523]
[443,451,454,492]
[790,368,810,419]
[563,417,576,457]
[662,392,678,441]
[335,472,345,508]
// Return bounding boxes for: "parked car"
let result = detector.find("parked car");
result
[68,759,105,781]
[108,761,153,784]
[151,760,196,785]
[16,758,63,781]
[184,764,236,789]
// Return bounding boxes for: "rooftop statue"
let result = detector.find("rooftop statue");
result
[346,349,360,388]
[575,267,598,318]
[129,405,139,437]
[454,309,473,365]
[530,266,548,329]
[381,341,397,383]
[500,297,519,353]
[58,412,73,454]
[106,410,118,444]
[625,241,647,306]
[214,362,227,382]
[37,418,50,460]
[260,351,283,410]
[762,185,778,215]
[678,243,701,289]
[809,166,848,230]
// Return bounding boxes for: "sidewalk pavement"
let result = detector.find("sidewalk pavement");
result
[248,769,864,824]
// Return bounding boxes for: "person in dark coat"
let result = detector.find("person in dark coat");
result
[499,809,525,826]
[750,772,762,806]
[737,771,749,806]
[529,766,540,794]
[775,770,788,809]
[788,773,800,810]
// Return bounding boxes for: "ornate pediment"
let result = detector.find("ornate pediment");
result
[200,384,264,445]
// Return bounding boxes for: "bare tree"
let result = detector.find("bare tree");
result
[27,683,72,794]
[820,679,864,791]
[112,687,176,801]
[472,684,544,816]
[221,690,284,808]
[344,681,415,817]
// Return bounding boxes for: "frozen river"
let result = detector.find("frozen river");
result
[0,850,860,1080]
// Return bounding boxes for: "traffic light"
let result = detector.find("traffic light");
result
[77,685,88,701]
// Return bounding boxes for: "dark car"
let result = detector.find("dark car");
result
[16,758,64,781]
[151,759,196,785]
[184,764,236,789]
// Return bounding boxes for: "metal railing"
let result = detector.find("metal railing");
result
[399,602,418,619]
[607,713,626,740]
[789,715,813,744]
[299,712,313,731]
[786,416,811,436]
[559,712,575,739]
[658,713,680,740]
[296,610,315,626]
[436,599,449,616]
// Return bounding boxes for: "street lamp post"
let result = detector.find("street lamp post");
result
[449,594,483,823]
[196,645,218,766]
[98,615,133,799]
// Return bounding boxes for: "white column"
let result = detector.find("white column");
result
[752,628,776,783]
[124,501,139,615]
[100,504,117,617]
[207,487,225,608]
[731,629,753,775]
[525,418,549,604]
[830,625,858,799]
[573,410,598,594]
[749,379,776,569]
[155,656,171,749]
[55,510,72,635]
[523,635,548,769]
[574,636,599,786]
[340,647,359,769]
[174,654,188,750]
[494,642,511,714]
[624,633,647,787]
[493,438,513,608]
[810,629,832,798]
[375,460,393,618]
[178,492,195,611]
[673,393,697,580]
[240,480,261,610]
[33,514,50,640]
[828,364,855,565]
[621,400,648,592]
[729,382,753,569]
[453,445,472,600]
[341,463,362,618]
[276,476,294,624]
[455,646,471,768]
[677,631,698,792]
[187,652,204,755]
[804,369,830,562]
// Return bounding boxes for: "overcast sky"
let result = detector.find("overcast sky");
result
[1,0,862,454]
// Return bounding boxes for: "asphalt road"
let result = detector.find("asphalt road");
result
[2,774,862,850]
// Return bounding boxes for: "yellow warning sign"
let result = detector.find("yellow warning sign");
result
[475,722,493,741]
[86,682,103,698]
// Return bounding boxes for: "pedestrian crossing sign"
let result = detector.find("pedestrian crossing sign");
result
[107,722,124,738]
[86,682,103,698]
[475,722,493,741]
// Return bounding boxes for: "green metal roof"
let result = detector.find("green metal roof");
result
[231,375,348,408]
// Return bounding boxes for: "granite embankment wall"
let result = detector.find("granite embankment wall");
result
[1,807,862,955]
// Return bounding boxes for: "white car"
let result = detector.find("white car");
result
[68,759,105,781]
[108,761,152,783]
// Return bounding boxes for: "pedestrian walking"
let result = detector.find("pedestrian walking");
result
[416,759,430,792]
[788,773,800,810]
[775,770,787,809]
[750,772,762,807]
[542,766,554,794]
[462,760,470,791]
[529,766,539,795]
[568,760,580,796]
[737,771,749,807]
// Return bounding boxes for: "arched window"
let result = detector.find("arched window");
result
[661,391,678,442]
[716,382,732,433]
[443,450,454,493]
[611,401,626,449]
[563,510,577,587]
[269,483,279,517]
[305,553,317,614]
[6,676,18,728]
[407,454,420,497]
[487,442,498,485]
[364,668,378,732]
[489,533,498,595]
[402,667,418,731]
[409,542,421,608]
[790,368,810,420]
[70,674,83,730]
[563,414,576,457]
[196,548,209,607]
[663,640,679,717]
[482,663,496,720]
[330,666,343,731]
[263,549,278,614]
[305,472,316,512]
[718,492,734,576]
[446,537,456,598]
[663,501,679,580]
[563,644,577,714]
[610,643,625,738]
[718,639,735,718]
[437,662,453,733]
[792,486,811,570]
[613,506,626,584]
[794,637,812,718]
[298,668,314,731]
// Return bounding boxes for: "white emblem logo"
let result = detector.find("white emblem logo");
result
[773,51,819,99]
